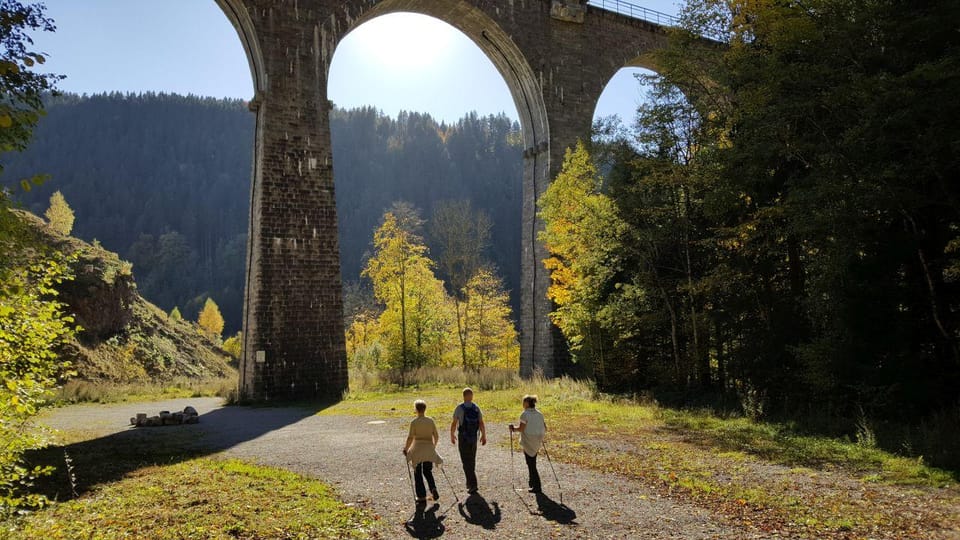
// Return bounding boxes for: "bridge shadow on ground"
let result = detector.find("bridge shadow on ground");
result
[29,401,331,503]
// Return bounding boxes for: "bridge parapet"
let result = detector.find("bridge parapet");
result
[587,0,678,27]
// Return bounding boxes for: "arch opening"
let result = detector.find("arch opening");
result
[326,11,528,372]
[326,1,548,166]
[592,66,659,136]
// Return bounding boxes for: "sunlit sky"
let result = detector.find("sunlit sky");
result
[31,0,680,124]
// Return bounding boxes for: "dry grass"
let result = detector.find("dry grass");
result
[348,366,522,392]
[53,376,237,405]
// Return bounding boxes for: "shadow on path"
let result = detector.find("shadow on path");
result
[405,502,446,539]
[535,491,577,525]
[29,401,330,502]
[457,492,501,530]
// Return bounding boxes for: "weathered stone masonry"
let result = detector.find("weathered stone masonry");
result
[216,0,671,400]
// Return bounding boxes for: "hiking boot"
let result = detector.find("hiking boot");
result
[430,489,440,501]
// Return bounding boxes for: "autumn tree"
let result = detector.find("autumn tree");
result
[363,202,450,383]
[430,199,491,369]
[169,306,182,321]
[461,267,519,370]
[197,297,225,341]
[222,331,242,359]
[538,141,624,384]
[44,190,73,235]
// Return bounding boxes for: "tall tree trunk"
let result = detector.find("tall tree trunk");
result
[653,272,681,383]
[903,211,958,361]
[455,295,469,370]
[682,186,707,388]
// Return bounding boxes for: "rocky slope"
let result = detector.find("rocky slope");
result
[17,210,236,382]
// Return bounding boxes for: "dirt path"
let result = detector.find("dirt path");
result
[41,398,754,539]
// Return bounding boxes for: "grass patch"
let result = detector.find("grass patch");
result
[330,374,597,424]
[659,410,956,486]
[52,376,237,405]
[2,457,377,540]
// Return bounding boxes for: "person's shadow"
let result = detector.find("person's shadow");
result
[458,492,501,530]
[535,491,577,525]
[405,502,445,539]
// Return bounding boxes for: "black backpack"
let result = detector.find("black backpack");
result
[458,403,481,443]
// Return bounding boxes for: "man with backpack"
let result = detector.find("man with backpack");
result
[450,387,486,493]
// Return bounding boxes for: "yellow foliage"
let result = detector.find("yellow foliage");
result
[197,298,225,341]
[44,190,74,235]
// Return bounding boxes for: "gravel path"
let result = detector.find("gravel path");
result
[41,398,749,539]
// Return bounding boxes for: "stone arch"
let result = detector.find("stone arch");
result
[213,0,267,94]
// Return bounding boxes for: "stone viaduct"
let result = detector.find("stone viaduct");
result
[214,0,673,400]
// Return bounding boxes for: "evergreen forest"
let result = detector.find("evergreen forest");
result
[3,93,523,333]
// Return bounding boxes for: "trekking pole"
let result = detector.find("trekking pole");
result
[541,439,563,505]
[509,427,518,492]
[405,456,417,502]
[438,463,462,506]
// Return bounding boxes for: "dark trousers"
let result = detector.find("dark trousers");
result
[458,440,478,490]
[414,462,436,500]
[525,452,541,491]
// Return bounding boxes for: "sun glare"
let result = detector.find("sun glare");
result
[349,13,457,72]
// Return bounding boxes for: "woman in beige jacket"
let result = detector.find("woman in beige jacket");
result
[403,399,443,503]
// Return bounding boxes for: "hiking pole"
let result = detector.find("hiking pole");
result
[438,464,462,506]
[541,439,563,505]
[509,428,518,492]
[509,427,537,515]
[405,456,417,502]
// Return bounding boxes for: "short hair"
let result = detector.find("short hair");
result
[462,387,474,396]
[414,399,427,412]
[523,394,538,408]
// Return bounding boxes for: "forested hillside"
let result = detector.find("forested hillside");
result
[3,93,522,332]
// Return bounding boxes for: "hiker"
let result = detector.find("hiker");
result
[450,387,486,493]
[509,394,546,493]
[403,399,443,504]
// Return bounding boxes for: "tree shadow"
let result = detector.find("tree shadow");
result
[457,492,501,530]
[27,401,331,502]
[405,502,446,539]
[535,491,577,525]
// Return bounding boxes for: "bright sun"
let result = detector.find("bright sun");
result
[349,13,457,73]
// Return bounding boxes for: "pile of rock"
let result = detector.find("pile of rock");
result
[130,406,199,427]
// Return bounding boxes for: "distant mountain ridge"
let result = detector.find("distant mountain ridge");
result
[3,93,523,332]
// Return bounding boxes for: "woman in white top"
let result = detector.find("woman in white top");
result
[403,399,443,503]
[509,394,546,493]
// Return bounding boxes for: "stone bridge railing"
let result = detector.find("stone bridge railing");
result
[587,0,680,26]
[586,0,728,42]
